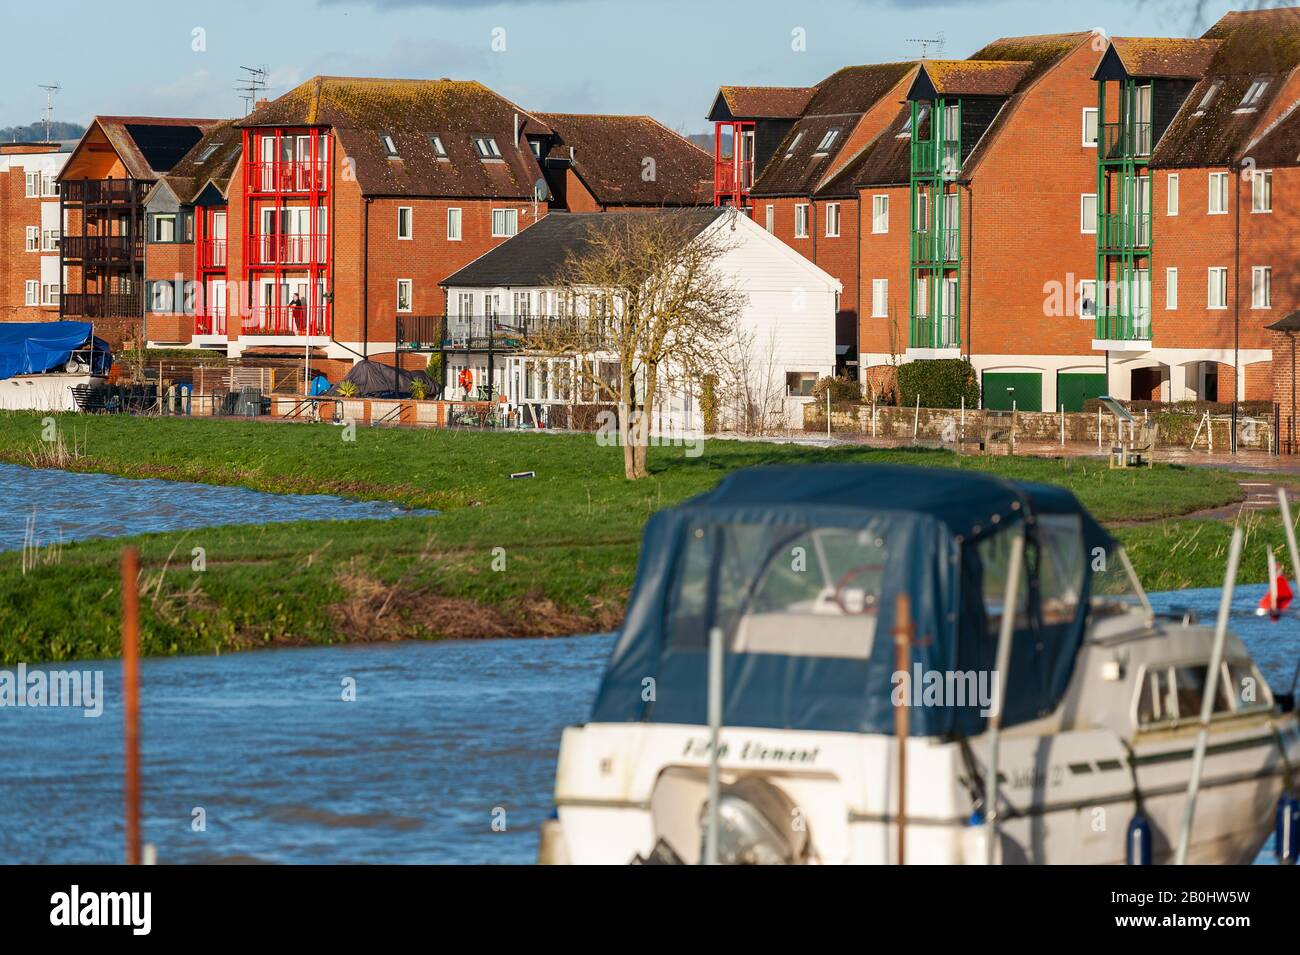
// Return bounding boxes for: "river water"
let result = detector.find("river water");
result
[2,587,1295,864]
[0,463,1295,863]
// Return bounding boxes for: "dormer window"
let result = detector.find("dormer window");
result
[381,134,399,158]
[1238,78,1269,111]
[474,136,502,160]
[783,130,805,159]
[814,127,841,155]
[1194,80,1222,115]
[429,135,447,159]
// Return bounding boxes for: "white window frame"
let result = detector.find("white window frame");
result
[447,207,462,241]
[794,203,809,239]
[1166,173,1179,216]
[429,135,447,159]
[1165,268,1178,310]
[41,173,58,197]
[1082,107,1099,147]
[1207,267,1228,310]
[824,202,841,238]
[1208,172,1229,215]
[474,136,502,160]
[25,226,39,252]
[491,208,518,238]
[871,278,888,318]
[1078,279,1097,319]
[764,204,774,233]
[41,228,60,252]
[1252,266,1272,309]
[1252,169,1272,213]
[1080,194,1097,234]
[24,280,39,306]
[380,134,399,158]
[24,171,39,197]
[396,279,413,313]
[872,195,889,234]
[40,283,59,306]
[814,128,840,155]
[397,206,413,240]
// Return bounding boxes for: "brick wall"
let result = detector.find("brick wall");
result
[0,164,60,321]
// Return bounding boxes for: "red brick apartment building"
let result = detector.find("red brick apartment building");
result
[51,77,710,372]
[711,7,1300,422]
[0,143,69,321]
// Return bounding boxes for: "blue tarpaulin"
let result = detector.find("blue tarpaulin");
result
[0,322,112,381]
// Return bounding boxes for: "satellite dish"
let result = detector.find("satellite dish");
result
[534,178,549,202]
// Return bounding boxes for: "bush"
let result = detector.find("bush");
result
[811,375,863,406]
[701,374,719,434]
[896,359,980,409]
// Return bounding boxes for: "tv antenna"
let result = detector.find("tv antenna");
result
[235,66,269,116]
[906,34,945,60]
[38,83,61,142]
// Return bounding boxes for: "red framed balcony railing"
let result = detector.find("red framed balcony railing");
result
[249,234,329,267]
[199,239,227,269]
[194,308,229,336]
[247,161,329,195]
[242,304,331,337]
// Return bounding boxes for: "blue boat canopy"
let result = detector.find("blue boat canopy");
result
[590,464,1117,738]
[0,322,112,381]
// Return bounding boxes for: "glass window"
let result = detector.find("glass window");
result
[764,204,774,233]
[491,208,517,237]
[1252,170,1272,212]
[429,135,447,159]
[1080,193,1097,234]
[1252,266,1271,309]
[474,136,501,159]
[1082,107,1098,147]
[783,130,805,158]
[396,279,412,312]
[872,279,888,318]
[1239,78,1269,109]
[380,134,399,158]
[1173,664,1233,721]
[1208,172,1228,214]
[1137,667,1177,726]
[872,195,889,233]
[825,202,840,237]
[814,127,840,154]
[151,214,176,243]
[1167,174,1179,216]
[397,206,413,239]
[786,371,816,396]
[794,204,809,238]
[447,207,462,241]
[977,528,1031,634]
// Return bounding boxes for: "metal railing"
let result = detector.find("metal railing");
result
[1098,211,1151,252]
[248,161,329,195]
[1094,308,1152,342]
[248,234,328,266]
[909,313,960,351]
[241,304,331,337]
[911,227,961,265]
[912,139,961,177]
[199,239,227,269]
[194,309,228,336]
[1100,122,1152,160]
[397,314,611,351]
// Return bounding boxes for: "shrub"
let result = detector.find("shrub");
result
[811,375,862,406]
[896,359,980,409]
[337,380,359,398]
[426,352,443,381]
[701,374,719,434]
[409,377,428,400]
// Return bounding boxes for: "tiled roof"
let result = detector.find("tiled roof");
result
[161,121,242,203]
[1152,8,1300,168]
[913,60,1033,97]
[240,76,552,199]
[1241,99,1300,166]
[536,113,712,206]
[969,32,1088,82]
[824,111,912,193]
[714,86,814,120]
[1104,37,1221,79]
[441,208,727,288]
[750,62,914,197]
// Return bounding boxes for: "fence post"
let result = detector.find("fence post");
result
[1060,403,1065,447]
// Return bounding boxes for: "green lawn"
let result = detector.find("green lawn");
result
[0,413,1262,664]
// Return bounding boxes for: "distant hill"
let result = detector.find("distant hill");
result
[686,132,714,152]
[0,120,85,143]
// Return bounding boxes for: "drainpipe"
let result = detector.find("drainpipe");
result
[856,193,863,384]
[964,182,973,360]
[362,196,371,360]
[1231,160,1240,452]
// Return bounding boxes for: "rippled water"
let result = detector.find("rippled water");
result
[1,586,1295,864]
[0,462,432,552]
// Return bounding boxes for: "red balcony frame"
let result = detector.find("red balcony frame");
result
[714,120,755,210]
[241,126,332,338]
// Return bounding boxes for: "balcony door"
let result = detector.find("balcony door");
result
[211,212,227,266]
[206,279,227,335]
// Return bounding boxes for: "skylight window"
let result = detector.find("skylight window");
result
[381,134,399,158]
[1194,80,1222,115]
[473,136,502,159]
[899,105,929,139]
[1238,78,1269,110]
[429,135,447,159]
[783,130,805,159]
[814,127,841,154]
[195,143,221,164]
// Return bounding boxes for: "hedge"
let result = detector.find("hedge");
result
[896,359,981,409]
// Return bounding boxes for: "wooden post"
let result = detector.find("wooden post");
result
[893,593,913,865]
[121,546,141,866]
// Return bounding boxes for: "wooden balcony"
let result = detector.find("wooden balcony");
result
[61,178,149,206]
[62,292,143,319]
[61,234,141,263]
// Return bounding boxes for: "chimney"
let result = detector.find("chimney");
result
[254,98,270,111]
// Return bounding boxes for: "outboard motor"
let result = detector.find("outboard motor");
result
[699,778,808,865]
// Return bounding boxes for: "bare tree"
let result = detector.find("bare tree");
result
[527,210,746,479]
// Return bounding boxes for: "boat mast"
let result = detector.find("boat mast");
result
[984,530,1025,865]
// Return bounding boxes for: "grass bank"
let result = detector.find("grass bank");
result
[0,413,1264,664]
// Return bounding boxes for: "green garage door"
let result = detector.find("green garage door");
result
[1057,372,1107,413]
[983,372,1042,412]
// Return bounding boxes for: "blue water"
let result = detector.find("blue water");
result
[0,586,1294,864]
[0,461,434,553]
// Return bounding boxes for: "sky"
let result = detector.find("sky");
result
[0,0,1278,136]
